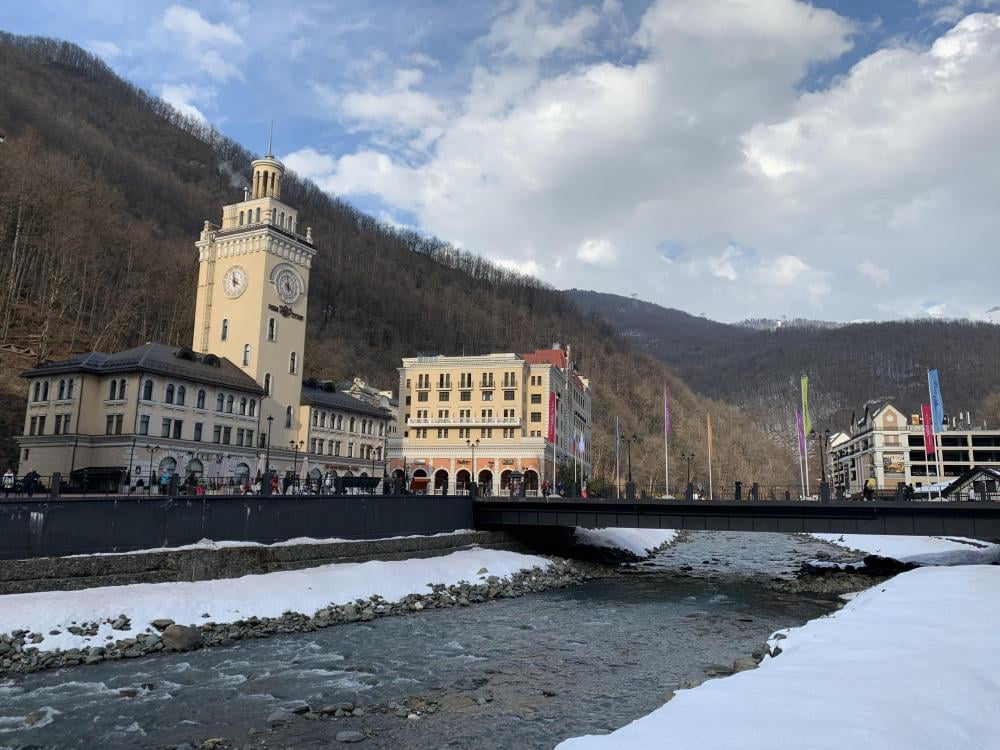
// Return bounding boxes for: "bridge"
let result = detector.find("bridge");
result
[473,497,1000,543]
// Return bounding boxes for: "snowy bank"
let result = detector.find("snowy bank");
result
[812,533,1000,565]
[572,528,677,557]
[0,548,549,653]
[558,565,1000,750]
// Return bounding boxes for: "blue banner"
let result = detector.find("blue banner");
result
[928,369,944,433]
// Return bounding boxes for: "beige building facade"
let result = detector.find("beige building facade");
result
[16,147,391,489]
[391,345,591,495]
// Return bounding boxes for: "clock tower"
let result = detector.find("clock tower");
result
[192,136,316,450]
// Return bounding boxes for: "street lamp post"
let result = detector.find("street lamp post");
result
[681,452,695,500]
[144,444,159,496]
[264,415,274,472]
[289,439,304,491]
[813,429,831,503]
[621,434,638,499]
[466,438,480,496]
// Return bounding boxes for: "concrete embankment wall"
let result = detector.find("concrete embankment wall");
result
[1,494,474,560]
[0,530,524,595]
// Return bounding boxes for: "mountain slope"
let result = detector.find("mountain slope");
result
[0,32,798,489]
[567,289,1000,437]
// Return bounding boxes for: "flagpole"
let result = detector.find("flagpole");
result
[804,446,811,498]
[706,412,714,501]
[615,416,621,500]
[796,410,806,499]
[663,384,670,498]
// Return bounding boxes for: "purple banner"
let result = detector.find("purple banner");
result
[796,410,806,458]
[664,383,671,440]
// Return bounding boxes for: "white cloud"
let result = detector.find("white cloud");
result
[159,83,209,122]
[163,5,241,46]
[577,238,615,265]
[87,40,122,58]
[289,2,1000,321]
[857,261,890,287]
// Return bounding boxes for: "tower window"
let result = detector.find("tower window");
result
[255,207,261,223]
[263,373,272,396]
[239,210,244,226]
[289,352,298,374]
[285,405,293,429]
[267,318,276,341]
[242,344,251,366]
[221,319,229,341]
[279,211,285,228]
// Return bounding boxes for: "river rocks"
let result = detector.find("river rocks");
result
[111,615,130,630]
[336,730,367,743]
[266,710,292,727]
[161,624,204,652]
[151,618,175,630]
[24,709,48,726]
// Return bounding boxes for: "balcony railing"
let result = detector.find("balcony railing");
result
[407,416,521,427]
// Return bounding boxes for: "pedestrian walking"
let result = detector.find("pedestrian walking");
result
[23,470,40,498]
[2,468,13,498]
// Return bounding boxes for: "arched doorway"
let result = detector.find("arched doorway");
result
[185,458,204,479]
[434,469,449,495]
[413,469,427,478]
[524,469,539,495]
[158,456,177,475]
[478,469,493,496]
[500,469,512,494]
[456,469,471,494]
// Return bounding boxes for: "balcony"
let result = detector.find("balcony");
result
[407,416,521,427]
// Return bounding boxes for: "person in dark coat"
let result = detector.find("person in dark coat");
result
[23,470,40,498]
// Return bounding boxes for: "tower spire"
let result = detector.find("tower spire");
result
[265,120,274,158]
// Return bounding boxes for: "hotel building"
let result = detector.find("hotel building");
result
[391,345,592,494]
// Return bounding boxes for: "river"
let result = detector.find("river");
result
[0,531,859,750]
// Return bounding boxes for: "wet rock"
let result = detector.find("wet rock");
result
[291,704,311,715]
[119,688,140,698]
[24,709,48,726]
[267,710,292,727]
[336,730,367,743]
[161,624,203,652]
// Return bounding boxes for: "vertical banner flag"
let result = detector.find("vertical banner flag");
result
[546,392,556,443]
[796,410,806,457]
[800,376,812,435]
[928,369,945,433]
[578,434,586,455]
[664,384,672,440]
[921,403,936,456]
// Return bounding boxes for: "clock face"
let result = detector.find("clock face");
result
[222,266,248,299]
[274,268,303,304]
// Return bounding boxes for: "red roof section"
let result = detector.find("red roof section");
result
[520,348,568,368]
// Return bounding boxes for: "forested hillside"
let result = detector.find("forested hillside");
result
[0,32,799,488]
[568,290,1000,439]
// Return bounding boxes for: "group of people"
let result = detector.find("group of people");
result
[2,468,42,498]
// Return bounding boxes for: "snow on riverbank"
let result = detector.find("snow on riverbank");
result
[812,533,1000,565]
[0,548,549,653]
[558,565,1000,750]
[572,528,677,556]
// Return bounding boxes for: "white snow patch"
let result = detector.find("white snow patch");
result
[66,529,477,557]
[0,548,549,652]
[558,565,1000,750]
[812,534,1000,565]
[573,528,677,556]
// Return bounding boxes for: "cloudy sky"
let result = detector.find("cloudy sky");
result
[7,0,1000,322]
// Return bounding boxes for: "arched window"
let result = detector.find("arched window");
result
[41,382,49,401]
[263,373,271,396]
[226,395,234,413]
[248,399,256,417]
[379,422,384,436]
[32,382,40,402]
[165,384,175,404]
[267,318,276,341]
[285,405,293,429]
[119,379,126,399]
[279,211,285,228]
[289,352,297,374]
[221,319,229,341]
[239,397,247,415]
[242,343,251,366]
[349,417,356,433]
[67,379,75,399]
[143,379,153,400]
[255,207,261,223]
[320,412,327,428]
[215,393,224,412]
[58,380,66,400]
[197,389,206,409]
[336,414,343,430]
[108,380,117,400]
[238,210,244,226]
[176,385,186,406]
[311,410,318,427]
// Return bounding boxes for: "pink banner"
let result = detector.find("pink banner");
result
[547,392,556,443]
[922,403,935,456]
[796,410,806,458]
[664,383,671,441]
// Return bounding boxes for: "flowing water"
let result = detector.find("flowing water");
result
[0,532,858,750]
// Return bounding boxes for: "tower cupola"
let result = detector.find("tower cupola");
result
[251,125,284,199]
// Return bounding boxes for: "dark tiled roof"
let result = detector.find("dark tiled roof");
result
[23,343,263,393]
[300,382,391,418]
